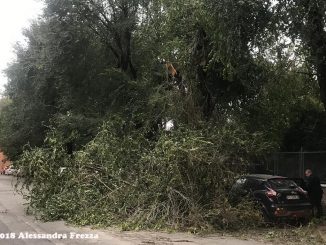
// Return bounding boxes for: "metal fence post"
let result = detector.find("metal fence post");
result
[300,147,304,178]
[302,151,305,178]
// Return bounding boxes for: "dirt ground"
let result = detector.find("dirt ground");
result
[0,175,324,245]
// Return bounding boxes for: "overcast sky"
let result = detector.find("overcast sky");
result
[0,0,44,95]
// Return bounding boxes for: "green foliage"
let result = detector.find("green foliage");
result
[244,60,323,147]
[18,116,267,230]
[277,0,326,109]
[2,0,326,232]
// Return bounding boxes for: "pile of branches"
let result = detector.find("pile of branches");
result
[17,117,268,230]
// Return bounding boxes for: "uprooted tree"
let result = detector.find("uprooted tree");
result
[0,0,325,230]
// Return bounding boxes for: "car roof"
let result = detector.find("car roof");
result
[244,174,286,180]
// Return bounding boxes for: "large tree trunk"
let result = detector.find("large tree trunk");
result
[316,63,326,109]
[306,2,326,109]
[192,27,215,119]
[120,28,137,79]
[79,0,138,80]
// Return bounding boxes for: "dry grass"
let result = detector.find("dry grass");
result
[226,221,325,245]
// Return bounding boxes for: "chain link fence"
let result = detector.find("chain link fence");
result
[255,151,326,183]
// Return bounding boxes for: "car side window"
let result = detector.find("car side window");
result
[254,180,266,190]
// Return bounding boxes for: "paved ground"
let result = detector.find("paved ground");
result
[0,175,274,245]
[318,225,326,242]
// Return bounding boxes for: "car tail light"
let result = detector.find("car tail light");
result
[266,187,277,198]
[274,207,286,216]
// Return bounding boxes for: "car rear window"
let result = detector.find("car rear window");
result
[267,178,297,189]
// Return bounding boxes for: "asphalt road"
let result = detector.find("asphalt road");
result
[0,175,271,245]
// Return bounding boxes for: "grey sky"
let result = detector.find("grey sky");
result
[0,0,44,95]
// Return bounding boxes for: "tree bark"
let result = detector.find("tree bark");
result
[306,2,326,109]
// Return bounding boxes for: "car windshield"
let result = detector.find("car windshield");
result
[267,178,297,189]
